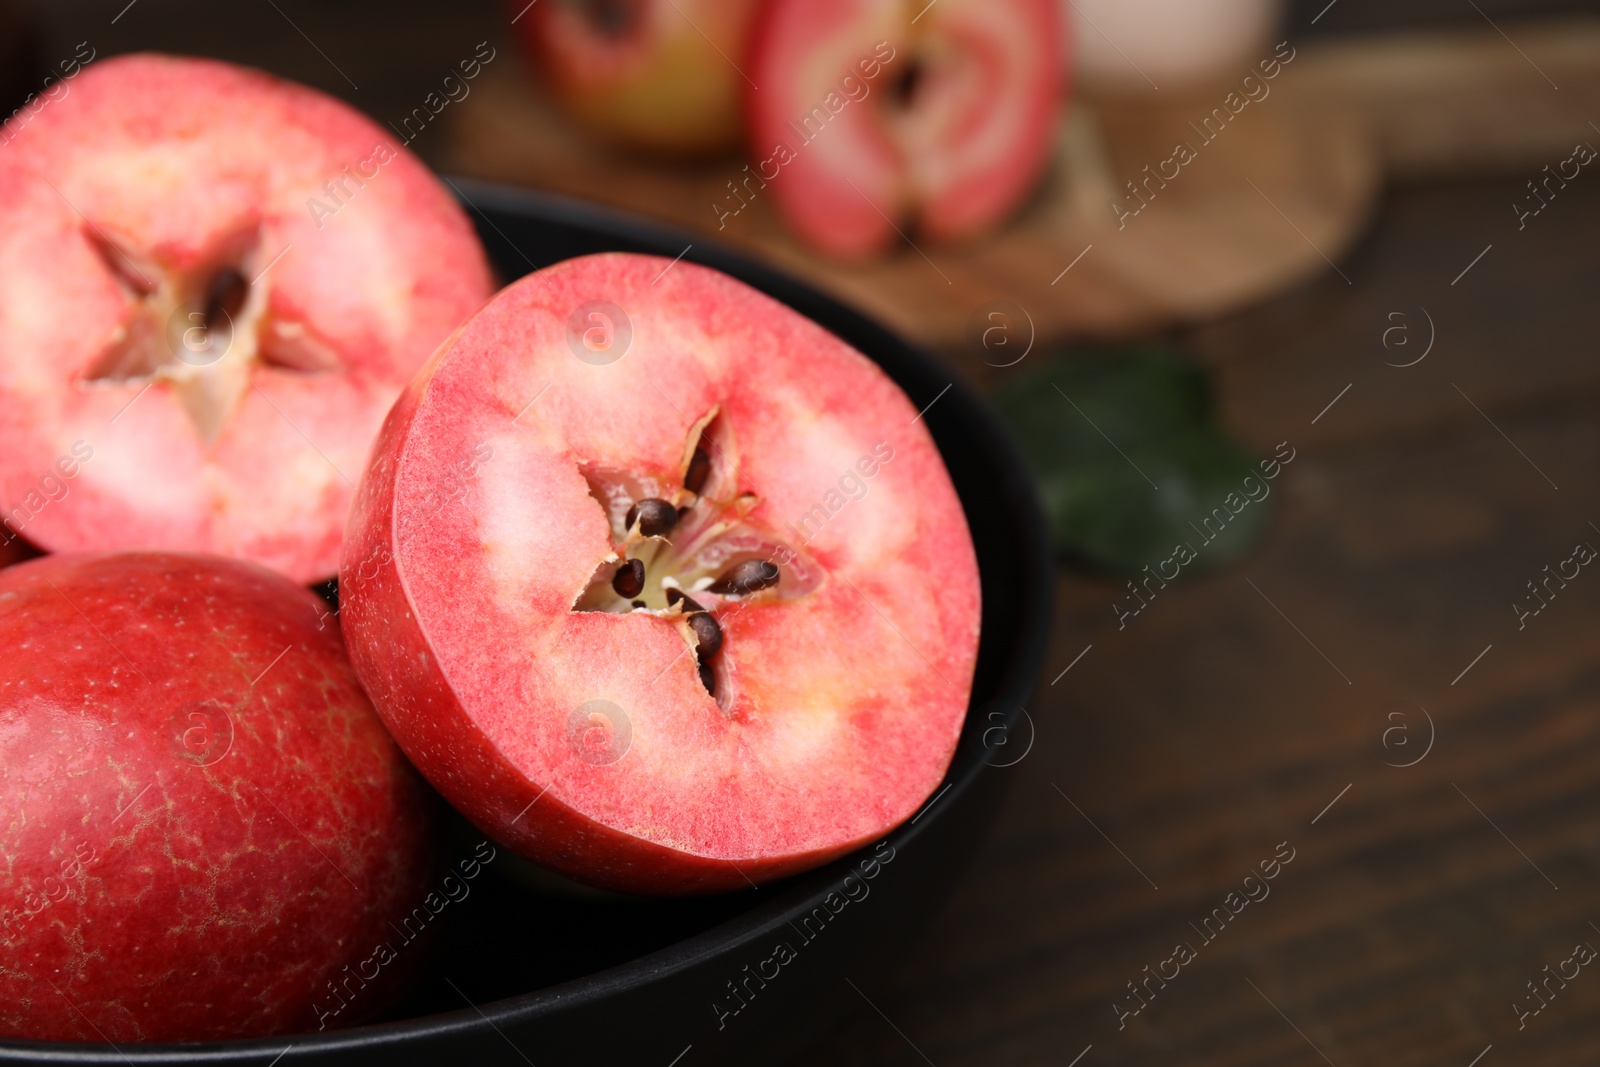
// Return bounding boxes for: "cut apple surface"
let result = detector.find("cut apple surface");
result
[342,252,980,894]
[0,54,494,582]
[745,0,1065,257]
[514,0,763,155]
[0,553,437,1042]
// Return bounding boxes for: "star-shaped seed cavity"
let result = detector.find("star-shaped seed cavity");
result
[83,227,340,446]
[573,412,823,702]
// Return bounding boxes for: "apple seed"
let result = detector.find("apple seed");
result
[686,611,722,659]
[665,587,705,612]
[612,557,645,598]
[625,497,678,537]
[203,267,250,337]
[708,559,779,596]
[684,446,711,495]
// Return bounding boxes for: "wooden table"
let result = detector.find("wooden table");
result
[794,177,1600,1064]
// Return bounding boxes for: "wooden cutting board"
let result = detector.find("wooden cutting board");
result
[445,18,1600,349]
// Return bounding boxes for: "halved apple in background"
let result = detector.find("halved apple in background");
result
[512,0,764,156]
[341,252,981,894]
[0,54,494,582]
[745,0,1066,257]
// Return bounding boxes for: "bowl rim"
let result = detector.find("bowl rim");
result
[0,178,1055,1063]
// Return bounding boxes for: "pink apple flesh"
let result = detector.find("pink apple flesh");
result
[0,552,438,1042]
[0,54,494,582]
[341,253,980,894]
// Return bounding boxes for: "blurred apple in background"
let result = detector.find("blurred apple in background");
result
[745,0,1065,257]
[1065,0,1282,93]
[512,0,763,155]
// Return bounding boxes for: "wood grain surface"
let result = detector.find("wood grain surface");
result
[792,177,1600,1065]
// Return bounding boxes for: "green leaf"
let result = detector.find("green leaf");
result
[991,346,1274,577]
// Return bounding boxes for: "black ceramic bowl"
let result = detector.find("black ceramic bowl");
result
[1,180,1052,1066]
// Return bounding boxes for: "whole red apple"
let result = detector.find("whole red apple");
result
[0,553,437,1042]
[512,0,762,155]
[744,0,1065,256]
[0,54,494,583]
[341,252,980,894]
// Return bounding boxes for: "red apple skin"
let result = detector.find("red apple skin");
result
[745,0,1065,257]
[0,553,437,1042]
[513,0,762,155]
[0,54,494,583]
[341,252,980,895]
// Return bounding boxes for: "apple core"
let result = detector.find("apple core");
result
[0,54,494,581]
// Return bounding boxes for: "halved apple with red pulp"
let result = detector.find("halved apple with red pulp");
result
[745,0,1065,257]
[0,54,494,582]
[342,253,980,894]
